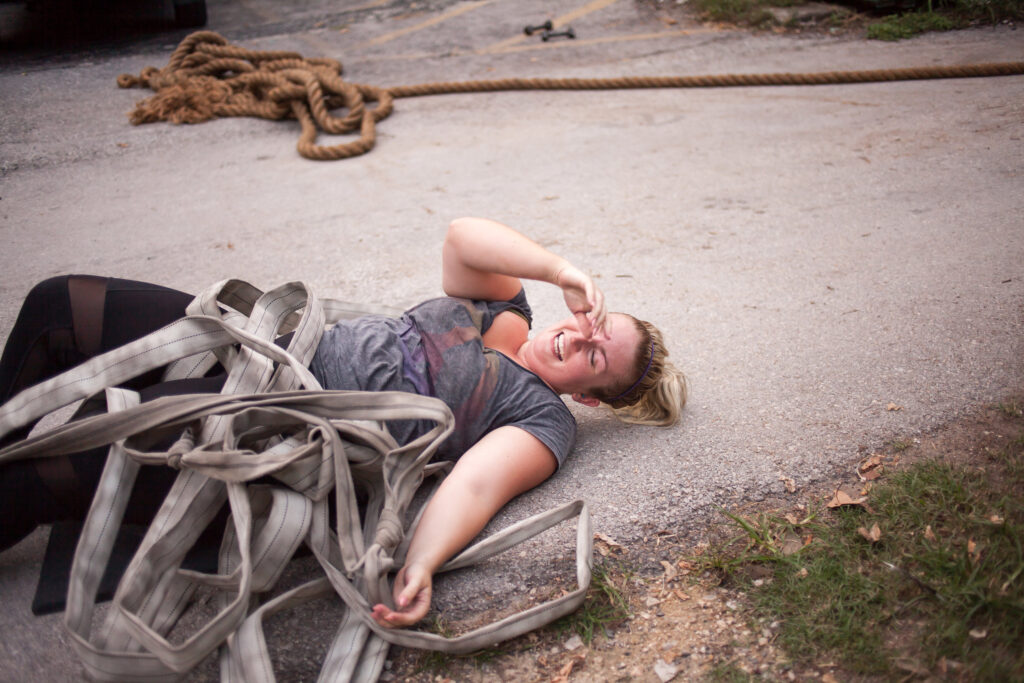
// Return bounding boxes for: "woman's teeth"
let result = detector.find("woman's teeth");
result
[555,333,564,360]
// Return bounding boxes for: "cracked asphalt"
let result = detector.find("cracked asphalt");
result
[1,0,1022,678]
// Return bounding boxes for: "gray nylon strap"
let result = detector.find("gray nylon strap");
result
[0,280,592,682]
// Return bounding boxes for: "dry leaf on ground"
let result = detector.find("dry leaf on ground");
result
[778,475,797,493]
[594,532,622,548]
[924,525,937,542]
[967,538,982,564]
[827,487,868,509]
[660,560,678,583]
[781,531,803,556]
[886,402,902,411]
[858,454,885,481]
[857,523,882,543]
[552,653,586,682]
[594,532,622,556]
[895,657,929,675]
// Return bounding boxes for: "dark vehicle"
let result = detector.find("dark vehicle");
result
[7,0,206,28]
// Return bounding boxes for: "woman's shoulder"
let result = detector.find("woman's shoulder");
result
[406,289,532,332]
[488,353,577,467]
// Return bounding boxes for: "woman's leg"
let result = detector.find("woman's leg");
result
[0,275,196,406]
[0,275,207,550]
[0,374,229,550]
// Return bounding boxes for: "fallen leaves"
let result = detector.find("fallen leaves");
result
[887,402,902,411]
[858,454,885,481]
[827,487,869,509]
[894,657,929,676]
[594,532,623,557]
[967,538,982,565]
[779,474,797,493]
[780,530,804,556]
[857,523,882,543]
[551,653,586,682]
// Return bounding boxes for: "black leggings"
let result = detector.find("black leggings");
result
[0,276,227,551]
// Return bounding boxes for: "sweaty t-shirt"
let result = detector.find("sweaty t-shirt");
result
[309,290,576,467]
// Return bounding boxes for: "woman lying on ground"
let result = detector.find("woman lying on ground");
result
[0,217,686,627]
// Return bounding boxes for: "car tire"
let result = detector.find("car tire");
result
[174,0,207,28]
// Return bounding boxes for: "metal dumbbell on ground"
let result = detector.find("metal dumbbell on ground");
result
[523,21,553,35]
[541,27,576,41]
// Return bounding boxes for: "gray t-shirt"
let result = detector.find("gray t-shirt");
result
[309,291,576,467]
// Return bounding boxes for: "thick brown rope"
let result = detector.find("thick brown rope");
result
[117,31,1024,161]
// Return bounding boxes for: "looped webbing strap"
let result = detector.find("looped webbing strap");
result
[0,280,592,682]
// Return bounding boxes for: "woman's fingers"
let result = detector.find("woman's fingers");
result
[371,601,428,628]
[557,264,611,339]
[589,286,608,338]
[574,311,593,338]
[370,564,433,629]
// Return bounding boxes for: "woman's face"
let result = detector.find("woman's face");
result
[519,313,641,397]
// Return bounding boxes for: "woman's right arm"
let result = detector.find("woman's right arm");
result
[370,426,557,628]
[442,217,607,338]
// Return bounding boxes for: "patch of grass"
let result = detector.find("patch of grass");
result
[690,0,777,26]
[867,0,1023,39]
[998,399,1024,418]
[553,559,633,643]
[890,437,914,452]
[867,10,955,39]
[695,419,1024,679]
[706,660,756,681]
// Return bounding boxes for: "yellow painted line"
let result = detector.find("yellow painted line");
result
[484,29,717,55]
[357,0,494,49]
[554,0,623,26]
[484,0,622,53]
[348,28,719,66]
[347,0,391,10]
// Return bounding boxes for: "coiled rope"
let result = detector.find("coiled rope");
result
[117,31,1024,161]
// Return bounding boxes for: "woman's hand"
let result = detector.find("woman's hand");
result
[370,563,433,629]
[555,263,609,340]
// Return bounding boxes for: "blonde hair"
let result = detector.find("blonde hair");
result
[593,316,687,427]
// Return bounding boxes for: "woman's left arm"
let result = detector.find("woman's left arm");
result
[442,217,607,338]
[370,426,557,628]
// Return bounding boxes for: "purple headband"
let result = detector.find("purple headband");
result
[609,341,655,402]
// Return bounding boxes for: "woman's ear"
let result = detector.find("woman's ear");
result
[572,392,601,408]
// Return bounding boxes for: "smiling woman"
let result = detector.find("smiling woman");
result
[0,216,686,628]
